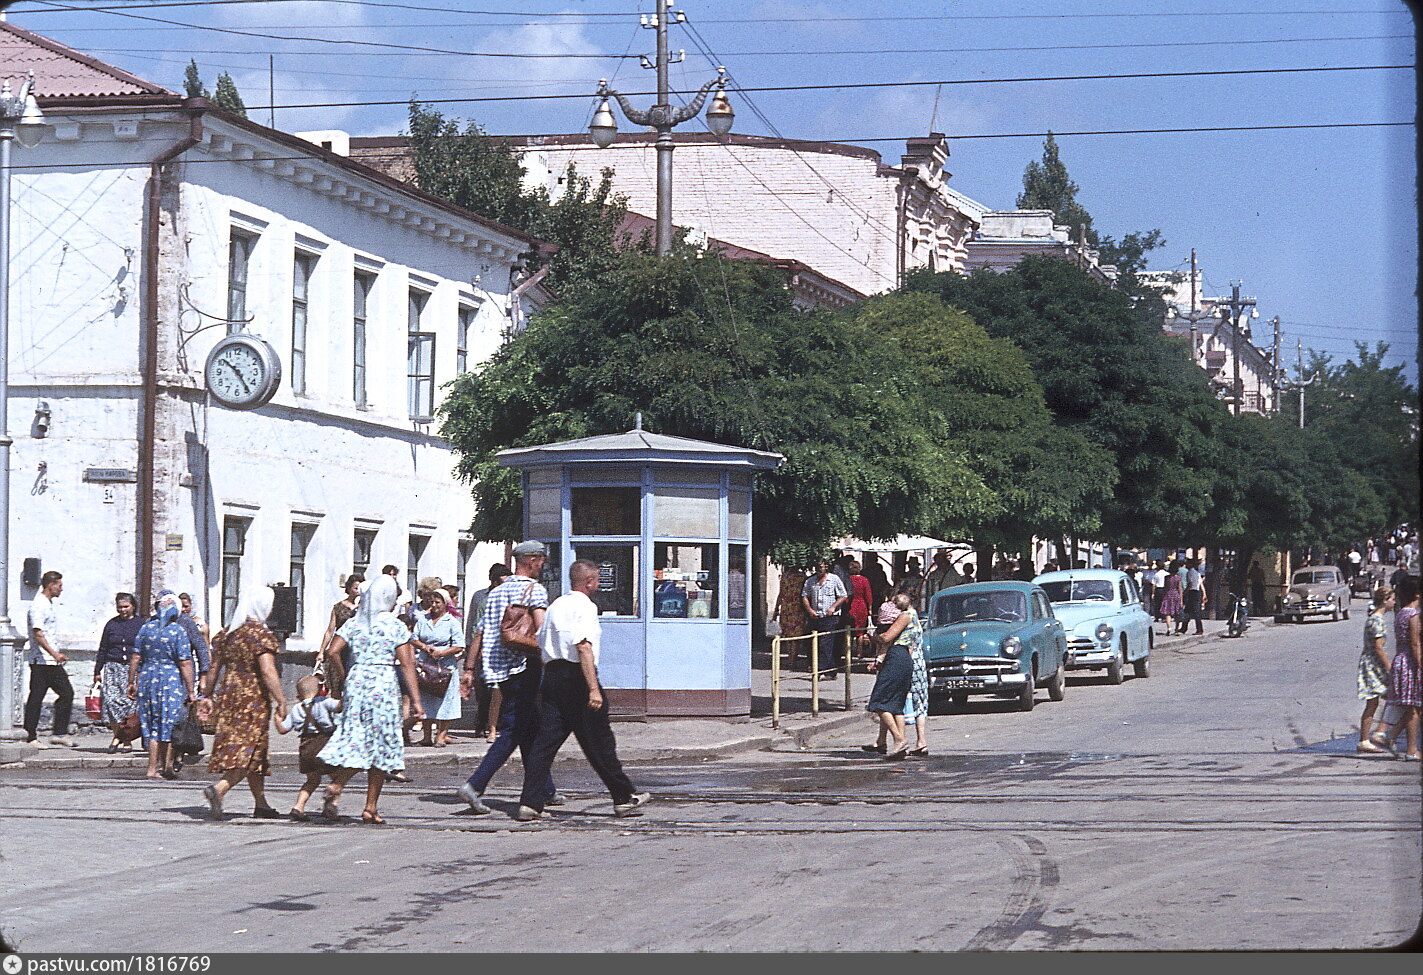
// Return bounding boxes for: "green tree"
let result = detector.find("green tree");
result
[1016,134,1163,290]
[439,253,996,565]
[406,101,629,300]
[848,292,1114,550]
[182,59,209,100]
[213,71,247,117]
[903,257,1230,548]
[1283,342,1419,531]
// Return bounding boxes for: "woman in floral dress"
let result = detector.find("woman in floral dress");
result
[1356,586,1395,753]
[1387,575,1421,760]
[318,576,422,824]
[198,588,287,821]
[95,592,143,753]
[127,592,195,779]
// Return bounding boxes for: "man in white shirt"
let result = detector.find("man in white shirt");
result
[1182,558,1207,635]
[514,559,649,823]
[24,570,77,747]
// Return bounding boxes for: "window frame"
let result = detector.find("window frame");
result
[220,515,251,627]
[407,288,435,420]
[291,250,317,396]
[289,522,317,636]
[352,270,375,409]
[227,231,256,334]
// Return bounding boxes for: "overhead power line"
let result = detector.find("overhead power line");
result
[6,121,1412,174]
[225,64,1414,112]
[15,1,1410,21]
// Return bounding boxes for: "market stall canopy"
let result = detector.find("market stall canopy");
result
[833,535,959,552]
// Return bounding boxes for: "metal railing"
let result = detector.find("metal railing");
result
[769,624,872,729]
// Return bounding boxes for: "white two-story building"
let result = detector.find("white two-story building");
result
[2,23,549,678]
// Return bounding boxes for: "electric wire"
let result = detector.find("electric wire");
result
[201,64,1415,113]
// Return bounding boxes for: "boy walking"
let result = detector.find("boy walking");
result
[25,571,77,747]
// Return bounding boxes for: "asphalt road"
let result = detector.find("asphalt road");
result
[1,614,1418,952]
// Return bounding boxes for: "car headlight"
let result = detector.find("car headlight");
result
[1001,635,1022,658]
[1095,623,1114,643]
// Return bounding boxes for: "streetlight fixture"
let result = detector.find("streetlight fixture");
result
[588,2,733,256]
[1,71,46,738]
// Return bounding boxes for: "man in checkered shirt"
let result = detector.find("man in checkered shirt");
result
[455,541,559,815]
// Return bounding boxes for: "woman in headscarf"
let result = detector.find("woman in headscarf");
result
[317,575,422,824]
[198,587,287,821]
[127,591,196,779]
[95,591,143,753]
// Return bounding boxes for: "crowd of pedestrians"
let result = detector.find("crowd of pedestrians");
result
[1356,575,1421,762]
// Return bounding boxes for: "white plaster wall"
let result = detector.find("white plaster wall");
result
[5,111,527,656]
[530,140,904,296]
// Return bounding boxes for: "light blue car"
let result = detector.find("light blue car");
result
[922,581,1068,711]
[1033,569,1153,684]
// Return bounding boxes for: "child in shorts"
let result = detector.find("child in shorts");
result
[275,675,341,821]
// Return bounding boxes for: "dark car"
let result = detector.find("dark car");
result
[921,581,1068,711]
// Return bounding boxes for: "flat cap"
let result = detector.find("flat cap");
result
[512,540,548,557]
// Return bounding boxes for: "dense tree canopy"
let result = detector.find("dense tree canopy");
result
[903,258,1229,547]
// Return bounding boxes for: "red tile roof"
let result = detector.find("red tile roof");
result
[1,20,174,98]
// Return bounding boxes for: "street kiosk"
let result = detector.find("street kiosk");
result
[496,424,783,718]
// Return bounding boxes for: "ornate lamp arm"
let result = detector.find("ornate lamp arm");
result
[600,69,726,129]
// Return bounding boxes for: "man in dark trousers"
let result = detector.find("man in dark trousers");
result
[514,559,650,822]
[454,541,558,815]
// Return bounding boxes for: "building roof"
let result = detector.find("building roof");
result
[356,130,887,164]
[497,426,784,471]
[1,20,175,99]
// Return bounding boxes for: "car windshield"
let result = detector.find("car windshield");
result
[934,591,1028,626]
[1292,572,1336,585]
[1039,579,1114,603]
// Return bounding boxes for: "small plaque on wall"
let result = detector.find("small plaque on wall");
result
[165,534,183,551]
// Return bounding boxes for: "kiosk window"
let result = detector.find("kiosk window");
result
[728,545,748,619]
[574,544,639,617]
[572,486,640,536]
[527,486,561,539]
[654,542,719,619]
[653,487,719,538]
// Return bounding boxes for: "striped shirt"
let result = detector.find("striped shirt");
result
[476,575,549,684]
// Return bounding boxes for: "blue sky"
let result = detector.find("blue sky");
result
[8,0,1417,381]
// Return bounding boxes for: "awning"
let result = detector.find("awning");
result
[832,535,962,553]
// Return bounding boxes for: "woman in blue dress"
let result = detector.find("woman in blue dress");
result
[127,591,196,780]
[318,576,422,824]
[411,587,464,747]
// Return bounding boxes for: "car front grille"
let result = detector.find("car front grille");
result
[928,657,1015,678]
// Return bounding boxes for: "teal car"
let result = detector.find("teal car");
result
[922,581,1068,711]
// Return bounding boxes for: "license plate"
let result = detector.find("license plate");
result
[935,678,985,690]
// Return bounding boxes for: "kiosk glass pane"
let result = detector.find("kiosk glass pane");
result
[538,544,563,600]
[572,487,640,536]
[574,544,639,617]
[653,487,719,538]
[653,542,719,619]
[728,490,751,540]
[728,545,749,619]
[527,486,561,539]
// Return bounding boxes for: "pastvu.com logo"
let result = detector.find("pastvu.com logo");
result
[3,953,21,974]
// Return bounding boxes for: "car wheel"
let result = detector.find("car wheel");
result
[1016,670,1036,712]
[1047,660,1066,702]
[1107,645,1124,685]
[1343,605,1350,620]
[1133,653,1151,679]
[950,692,968,706]
[1332,603,1341,622]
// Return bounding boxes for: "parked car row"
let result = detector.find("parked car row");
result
[919,568,1153,712]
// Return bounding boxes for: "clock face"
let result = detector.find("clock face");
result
[204,335,281,409]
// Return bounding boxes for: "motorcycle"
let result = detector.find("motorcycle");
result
[1225,591,1251,638]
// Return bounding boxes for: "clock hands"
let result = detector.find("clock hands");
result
[221,359,253,395]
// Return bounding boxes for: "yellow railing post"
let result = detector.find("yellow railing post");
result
[771,634,781,729]
[810,629,820,716]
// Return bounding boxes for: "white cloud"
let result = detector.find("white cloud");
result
[214,0,369,30]
[226,66,361,131]
[451,14,606,89]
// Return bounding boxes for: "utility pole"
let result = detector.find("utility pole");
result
[589,1,734,256]
[1271,315,1281,414]
[1212,281,1256,415]
[1282,337,1321,429]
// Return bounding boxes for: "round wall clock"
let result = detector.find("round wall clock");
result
[203,333,283,410]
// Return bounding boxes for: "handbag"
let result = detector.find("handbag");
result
[85,683,103,721]
[115,711,142,743]
[170,706,204,756]
[414,657,451,696]
[499,581,542,654]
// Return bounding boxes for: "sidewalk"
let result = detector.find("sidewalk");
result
[0,619,1269,770]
